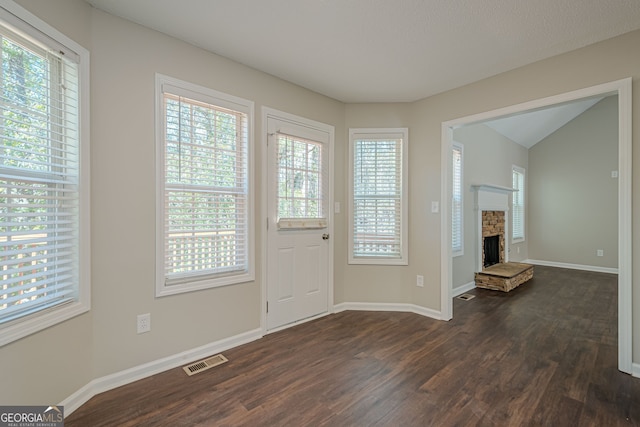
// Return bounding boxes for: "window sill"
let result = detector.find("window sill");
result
[0,300,90,347]
[156,271,255,297]
[348,257,408,266]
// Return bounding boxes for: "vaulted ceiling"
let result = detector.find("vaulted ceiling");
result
[484,97,604,148]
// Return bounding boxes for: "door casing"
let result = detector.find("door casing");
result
[261,107,335,334]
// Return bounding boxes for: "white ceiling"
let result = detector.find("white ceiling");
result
[85,0,640,103]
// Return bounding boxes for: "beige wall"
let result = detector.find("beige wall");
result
[451,124,529,289]
[3,0,345,404]
[407,29,640,359]
[0,0,94,406]
[341,103,414,304]
[3,0,640,407]
[529,96,618,268]
[88,7,346,378]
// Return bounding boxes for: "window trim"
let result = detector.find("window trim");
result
[348,128,408,265]
[0,1,91,347]
[452,142,464,257]
[155,74,255,297]
[512,165,525,243]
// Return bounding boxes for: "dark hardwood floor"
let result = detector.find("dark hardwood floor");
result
[66,266,640,426]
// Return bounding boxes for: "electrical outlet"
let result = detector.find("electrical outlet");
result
[137,313,151,334]
[417,275,424,287]
[597,249,604,257]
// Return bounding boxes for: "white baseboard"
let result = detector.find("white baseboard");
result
[62,302,441,416]
[632,363,640,379]
[452,281,476,297]
[524,259,618,274]
[61,304,634,416]
[333,302,442,320]
[61,328,263,416]
[61,382,94,417]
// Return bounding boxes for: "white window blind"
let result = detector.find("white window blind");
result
[512,166,525,242]
[349,128,408,265]
[157,76,253,295]
[452,143,463,255]
[0,18,83,326]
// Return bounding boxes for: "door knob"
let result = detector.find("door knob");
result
[322,234,330,240]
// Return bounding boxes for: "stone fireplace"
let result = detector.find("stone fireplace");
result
[482,210,505,268]
[472,184,513,272]
[472,184,534,292]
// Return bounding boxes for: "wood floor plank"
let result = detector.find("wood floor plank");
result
[65,266,640,426]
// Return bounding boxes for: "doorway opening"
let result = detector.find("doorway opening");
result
[440,78,632,374]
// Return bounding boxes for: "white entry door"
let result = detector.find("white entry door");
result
[266,113,333,330]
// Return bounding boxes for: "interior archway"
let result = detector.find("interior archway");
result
[440,78,632,374]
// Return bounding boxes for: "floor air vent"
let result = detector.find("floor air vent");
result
[457,293,475,301]
[183,354,228,376]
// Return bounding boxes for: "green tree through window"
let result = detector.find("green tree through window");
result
[0,29,82,325]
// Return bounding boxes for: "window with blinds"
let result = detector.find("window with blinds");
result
[0,3,89,345]
[349,128,408,265]
[156,75,254,296]
[512,166,525,242]
[452,143,463,256]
